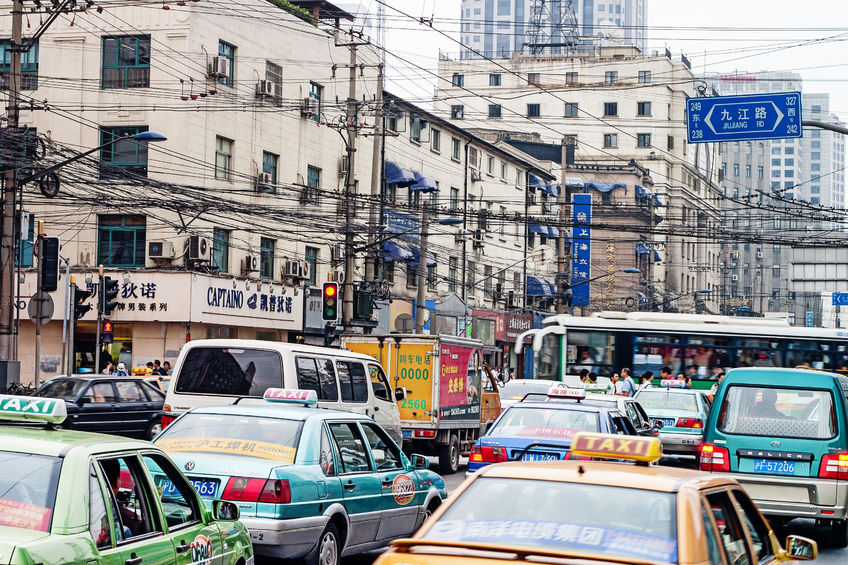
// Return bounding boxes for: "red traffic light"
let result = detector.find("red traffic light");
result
[322,282,339,321]
[102,321,113,333]
[323,283,337,298]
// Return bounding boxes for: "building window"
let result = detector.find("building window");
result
[733,163,739,177]
[638,70,651,83]
[448,257,457,293]
[784,158,794,166]
[565,102,579,117]
[489,73,501,86]
[757,165,763,179]
[451,73,464,87]
[637,101,651,116]
[260,237,275,280]
[265,61,283,103]
[488,104,502,118]
[309,82,323,123]
[469,146,480,170]
[217,40,235,88]
[527,103,540,117]
[427,261,437,290]
[466,260,475,293]
[486,155,495,175]
[785,146,795,154]
[451,137,461,161]
[757,143,764,155]
[811,197,820,205]
[98,215,146,267]
[637,133,651,148]
[604,134,618,148]
[451,105,464,119]
[212,228,230,273]
[811,185,820,194]
[500,161,507,180]
[406,263,417,287]
[0,39,38,90]
[262,151,278,186]
[215,136,233,180]
[604,71,618,85]
[811,152,820,160]
[811,105,821,113]
[527,72,540,85]
[483,265,493,296]
[430,129,440,152]
[450,187,459,211]
[305,246,318,286]
[409,188,420,208]
[603,102,617,116]
[305,165,320,206]
[100,126,149,178]
[101,36,150,89]
[667,136,675,150]
[811,163,821,172]
[745,164,751,178]
[565,72,578,85]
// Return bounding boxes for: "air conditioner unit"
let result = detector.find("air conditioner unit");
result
[209,56,230,79]
[731,274,739,281]
[188,236,211,262]
[339,155,349,178]
[473,229,484,248]
[284,260,302,278]
[148,241,174,259]
[244,255,259,272]
[470,169,482,182]
[256,79,280,98]
[327,270,343,283]
[301,96,319,117]
[300,187,317,204]
[331,244,344,263]
[256,172,274,192]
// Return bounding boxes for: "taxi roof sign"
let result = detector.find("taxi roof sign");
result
[0,394,67,425]
[582,383,610,393]
[547,387,586,401]
[660,379,687,388]
[569,431,663,464]
[263,388,318,406]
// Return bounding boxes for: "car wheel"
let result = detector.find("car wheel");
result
[423,500,440,523]
[832,519,848,548]
[305,522,340,565]
[147,420,162,440]
[438,434,460,474]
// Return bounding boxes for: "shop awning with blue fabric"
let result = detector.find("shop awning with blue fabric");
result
[654,250,663,263]
[529,174,545,190]
[409,171,439,193]
[545,280,558,295]
[527,275,552,296]
[385,161,416,186]
[529,223,548,235]
[408,246,436,267]
[636,241,650,254]
[653,194,664,207]
[547,226,559,238]
[543,182,559,197]
[383,241,413,261]
[586,182,626,193]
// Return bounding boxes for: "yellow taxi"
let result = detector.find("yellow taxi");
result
[375,432,817,565]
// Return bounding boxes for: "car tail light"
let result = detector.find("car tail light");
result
[259,479,291,504]
[567,452,589,461]
[700,444,730,472]
[413,430,436,438]
[470,445,509,464]
[469,445,483,463]
[677,417,703,429]
[222,477,266,501]
[161,405,174,428]
[819,453,848,480]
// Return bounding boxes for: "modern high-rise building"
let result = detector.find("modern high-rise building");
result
[459,0,647,60]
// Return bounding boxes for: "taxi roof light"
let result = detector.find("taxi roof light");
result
[0,394,67,425]
[547,387,586,401]
[660,379,687,388]
[263,388,318,406]
[569,431,663,464]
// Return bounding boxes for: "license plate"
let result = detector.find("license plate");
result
[402,429,412,439]
[521,451,561,462]
[160,477,219,498]
[753,459,796,475]
[654,418,675,427]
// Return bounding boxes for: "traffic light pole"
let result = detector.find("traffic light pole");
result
[68,283,77,375]
[95,266,103,375]
[34,236,42,387]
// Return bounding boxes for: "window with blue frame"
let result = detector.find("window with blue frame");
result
[1,39,38,90]
[212,227,230,273]
[305,246,318,286]
[217,40,235,88]
[305,165,320,206]
[100,126,149,178]
[17,213,34,268]
[101,36,150,89]
[260,237,275,280]
[309,82,322,123]
[98,215,146,267]
[261,151,278,192]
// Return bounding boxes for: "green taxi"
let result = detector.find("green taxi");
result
[0,393,253,565]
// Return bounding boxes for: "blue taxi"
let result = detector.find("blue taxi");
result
[634,379,711,457]
[153,389,446,565]
[467,387,637,475]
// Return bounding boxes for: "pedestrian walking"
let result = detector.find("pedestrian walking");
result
[618,367,637,397]
[639,371,654,389]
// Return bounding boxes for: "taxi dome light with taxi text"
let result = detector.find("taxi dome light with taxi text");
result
[547,387,586,401]
[569,432,663,464]
[818,452,848,480]
[263,388,318,406]
[0,394,67,425]
[660,379,687,388]
[699,443,730,472]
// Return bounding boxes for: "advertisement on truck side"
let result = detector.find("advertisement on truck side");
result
[394,344,435,422]
[439,344,481,421]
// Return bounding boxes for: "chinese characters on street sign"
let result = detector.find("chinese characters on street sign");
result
[571,194,592,307]
[687,92,802,143]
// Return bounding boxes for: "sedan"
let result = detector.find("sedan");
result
[634,381,711,457]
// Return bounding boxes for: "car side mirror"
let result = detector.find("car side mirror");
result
[783,535,816,561]
[394,387,408,401]
[77,397,90,406]
[212,499,240,521]
[411,454,429,470]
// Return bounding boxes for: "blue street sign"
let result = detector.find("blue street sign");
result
[686,92,802,143]
[571,194,592,307]
[833,293,848,306]
[806,311,814,328]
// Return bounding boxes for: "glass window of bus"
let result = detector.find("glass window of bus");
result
[566,331,614,376]
[683,338,733,380]
[735,340,781,368]
[787,341,831,370]
[834,345,848,373]
[633,334,683,377]
[537,333,561,380]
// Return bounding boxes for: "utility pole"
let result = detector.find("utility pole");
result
[33,226,42,387]
[556,139,569,314]
[341,35,358,329]
[415,202,430,334]
[364,64,385,284]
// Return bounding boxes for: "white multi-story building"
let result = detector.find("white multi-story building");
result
[459,0,647,59]
[801,94,846,210]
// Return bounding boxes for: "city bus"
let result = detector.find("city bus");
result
[515,311,848,389]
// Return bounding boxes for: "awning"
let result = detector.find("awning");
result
[547,226,559,238]
[529,174,545,189]
[586,182,626,193]
[565,177,584,188]
[653,194,664,207]
[654,250,663,263]
[545,280,558,295]
[383,241,413,261]
[409,171,439,193]
[409,246,436,267]
[385,161,416,186]
[542,182,559,197]
[527,275,551,296]
[529,223,548,235]
[636,184,655,200]
[636,241,650,255]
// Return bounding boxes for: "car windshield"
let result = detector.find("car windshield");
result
[636,391,698,412]
[500,380,560,401]
[0,452,62,532]
[423,477,678,563]
[155,413,303,463]
[490,406,599,439]
[719,385,836,439]
[34,379,86,400]
[175,347,283,396]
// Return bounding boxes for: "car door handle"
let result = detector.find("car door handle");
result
[176,541,190,553]
[344,481,356,491]
[125,556,143,565]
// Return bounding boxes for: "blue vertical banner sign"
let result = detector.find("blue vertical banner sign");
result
[571,194,592,307]
[806,311,814,328]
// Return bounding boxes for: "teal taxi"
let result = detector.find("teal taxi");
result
[153,388,447,565]
[0,394,253,565]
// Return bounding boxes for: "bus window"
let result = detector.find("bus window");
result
[683,338,732,380]
[565,331,614,376]
[537,334,561,380]
[787,341,831,370]
[735,340,781,368]
[633,334,683,377]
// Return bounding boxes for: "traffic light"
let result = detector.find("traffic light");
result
[73,286,93,320]
[101,276,119,316]
[101,320,114,344]
[322,282,339,321]
[40,236,60,292]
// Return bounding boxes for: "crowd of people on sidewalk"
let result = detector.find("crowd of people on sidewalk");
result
[101,359,172,376]
[575,365,726,398]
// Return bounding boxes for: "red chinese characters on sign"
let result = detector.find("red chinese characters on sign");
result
[504,313,533,340]
[439,345,475,409]
[0,497,51,532]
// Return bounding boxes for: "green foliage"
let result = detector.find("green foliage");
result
[267,0,316,26]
